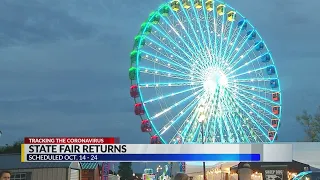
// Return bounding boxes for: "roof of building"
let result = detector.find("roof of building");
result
[0,154,77,170]
[229,160,311,173]
[311,166,320,171]
[80,162,99,170]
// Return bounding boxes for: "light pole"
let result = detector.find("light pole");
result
[156,165,162,180]
[198,105,206,180]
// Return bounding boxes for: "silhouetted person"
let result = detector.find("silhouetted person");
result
[0,171,10,180]
[174,173,188,180]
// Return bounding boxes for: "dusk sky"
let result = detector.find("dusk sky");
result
[0,0,319,172]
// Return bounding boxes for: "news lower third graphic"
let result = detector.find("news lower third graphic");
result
[20,137,293,162]
[25,154,261,162]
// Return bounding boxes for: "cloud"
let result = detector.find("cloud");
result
[0,0,98,47]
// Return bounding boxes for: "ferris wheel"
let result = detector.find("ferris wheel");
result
[129,0,281,144]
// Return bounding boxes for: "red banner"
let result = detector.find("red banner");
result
[24,137,119,144]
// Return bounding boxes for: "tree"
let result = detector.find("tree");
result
[0,140,23,154]
[118,162,133,180]
[296,106,320,142]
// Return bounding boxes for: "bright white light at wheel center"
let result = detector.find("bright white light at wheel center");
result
[219,75,228,86]
[203,77,217,93]
[202,68,228,93]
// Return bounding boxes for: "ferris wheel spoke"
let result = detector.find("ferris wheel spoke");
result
[172,6,214,69]
[177,11,211,68]
[225,34,250,65]
[204,106,218,143]
[149,25,195,61]
[218,21,234,70]
[163,10,201,54]
[158,92,201,136]
[233,84,278,97]
[184,118,200,143]
[178,7,205,50]
[141,54,203,79]
[195,93,219,143]
[139,67,193,81]
[231,88,280,122]
[226,116,242,143]
[224,90,252,142]
[144,36,192,67]
[185,94,218,143]
[139,66,190,77]
[182,91,213,143]
[164,10,210,69]
[240,117,265,143]
[192,124,202,143]
[217,117,226,143]
[231,98,270,142]
[221,26,235,68]
[208,97,227,142]
[212,16,223,67]
[217,116,232,143]
[217,14,226,65]
[189,0,209,48]
[179,110,199,143]
[227,114,248,143]
[206,118,217,143]
[201,0,214,51]
[209,116,222,143]
[234,85,280,106]
[232,77,274,83]
[224,21,248,62]
[222,22,238,62]
[141,50,190,73]
[222,31,241,68]
[169,97,202,144]
[179,105,203,143]
[144,85,202,104]
[225,92,268,141]
[156,22,198,58]
[210,5,219,62]
[227,52,268,75]
[218,96,244,143]
[151,20,200,59]
[231,89,276,132]
[149,88,203,120]
[183,32,212,70]
[229,65,273,78]
[143,58,189,76]
[228,39,260,66]
[139,81,202,88]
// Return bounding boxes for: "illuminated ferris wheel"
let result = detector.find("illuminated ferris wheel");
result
[129,0,282,144]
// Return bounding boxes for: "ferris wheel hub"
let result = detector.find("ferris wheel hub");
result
[202,67,228,94]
